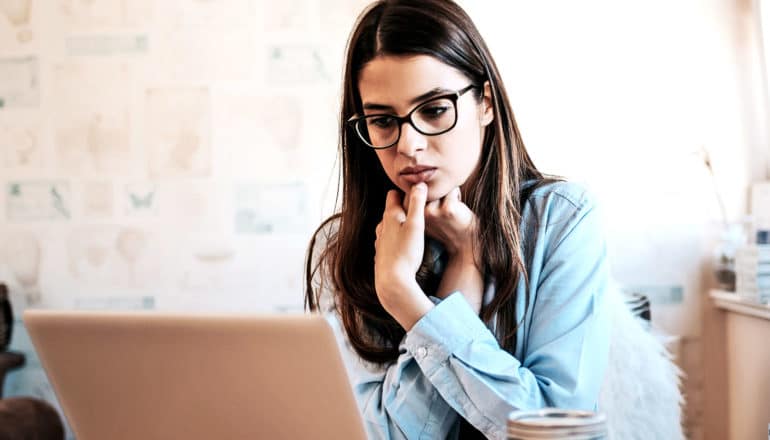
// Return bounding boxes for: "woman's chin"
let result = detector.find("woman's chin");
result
[425,183,453,202]
[394,179,453,202]
[425,189,443,203]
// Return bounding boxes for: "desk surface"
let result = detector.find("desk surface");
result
[711,290,770,321]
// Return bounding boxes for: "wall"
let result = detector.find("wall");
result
[461,1,767,438]
[1,1,767,439]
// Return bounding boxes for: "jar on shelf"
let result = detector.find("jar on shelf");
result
[713,221,749,291]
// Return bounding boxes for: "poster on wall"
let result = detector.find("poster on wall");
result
[263,0,308,33]
[0,229,42,305]
[146,87,212,178]
[122,183,158,217]
[0,57,39,109]
[150,0,255,82]
[66,225,162,289]
[6,181,71,221]
[0,113,43,170]
[234,182,307,234]
[54,0,153,30]
[81,181,114,218]
[213,92,304,179]
[0,0,35,50]
[66,34,149,57]
[52,62,132,175]
[267,45,331,85]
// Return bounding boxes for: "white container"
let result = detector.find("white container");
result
[751,182,770,241]
[507,409,607,440]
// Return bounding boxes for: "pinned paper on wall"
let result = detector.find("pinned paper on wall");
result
[215,93,303,178]
[178,256,236,294]
[151,0,255,82]
[66,225,160,288]
[0,230,41,304]
[66,34,149,57]
[174,235,237,295]
[0,115,42,169]
[162,181,217,231]
[53,63,131,175]
[123,183,158,217]
[146,87,212,178]
[66,227,113,284]
[0,57,39,109]
[234,182,308,234]
[267,45,331,84]
[0,0,34,48]
[55,0,153,29]
[6,181,71,221]
[264,0,309,33]
[320,0,371,39]
[82,181,113,218]
[74,295,155,310]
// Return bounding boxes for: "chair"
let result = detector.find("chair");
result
[0,336,65,440]
[598,285,685,439]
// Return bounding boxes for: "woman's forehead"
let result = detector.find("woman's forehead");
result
[357,55,468,110]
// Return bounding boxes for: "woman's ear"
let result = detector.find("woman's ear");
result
[480,81,494,127]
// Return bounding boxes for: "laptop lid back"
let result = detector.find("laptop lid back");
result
[24,310,367,440]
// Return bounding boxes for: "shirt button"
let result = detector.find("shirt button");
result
[415,346,428,359]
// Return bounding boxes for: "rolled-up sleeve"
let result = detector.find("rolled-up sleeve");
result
[325,313,460,440]
[402,199,610,440]
[322,185,610,440]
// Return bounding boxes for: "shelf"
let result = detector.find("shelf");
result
[710,290,770,321]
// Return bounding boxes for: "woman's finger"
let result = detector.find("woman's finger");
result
[425,198,441,219]
[384,189,401,211]
[438,187,462,218]
[385,190,406,223]
[405,183,426,228]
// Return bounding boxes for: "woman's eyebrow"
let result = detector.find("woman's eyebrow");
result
[362,87,452,111]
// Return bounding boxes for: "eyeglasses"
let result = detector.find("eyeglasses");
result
[347,84,477,149]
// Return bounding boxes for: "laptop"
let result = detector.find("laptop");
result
[23,310,367,440]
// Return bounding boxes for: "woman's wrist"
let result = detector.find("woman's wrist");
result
[447,244,480,270]
[437,254,484,313]
[377,280,434,331]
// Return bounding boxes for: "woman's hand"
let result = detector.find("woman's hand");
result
[411,187,484,313]
[374,183,433,330]
[422,187,479,264]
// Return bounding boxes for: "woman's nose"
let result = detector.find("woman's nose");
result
[396,122,427,158]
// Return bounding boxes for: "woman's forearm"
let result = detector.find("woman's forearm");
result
[435,253,484,314]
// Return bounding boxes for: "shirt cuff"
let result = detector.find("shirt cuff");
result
[404,291,492,376]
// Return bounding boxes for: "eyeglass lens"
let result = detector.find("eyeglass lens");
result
[355,96,458,148]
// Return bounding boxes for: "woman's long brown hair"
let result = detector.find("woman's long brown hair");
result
[305,0,555,364]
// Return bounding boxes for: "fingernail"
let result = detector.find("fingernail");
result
[415,183,426,192]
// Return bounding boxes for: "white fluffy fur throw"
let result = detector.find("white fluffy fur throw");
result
[598,285,686,439]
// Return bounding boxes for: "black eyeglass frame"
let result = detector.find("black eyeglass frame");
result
[347,84,478,150]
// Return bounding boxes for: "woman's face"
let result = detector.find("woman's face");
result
[357,55,494,202]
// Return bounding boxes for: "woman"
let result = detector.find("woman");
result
[305,1,610,438]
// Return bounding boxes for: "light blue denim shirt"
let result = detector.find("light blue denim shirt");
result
[323,181,611,440]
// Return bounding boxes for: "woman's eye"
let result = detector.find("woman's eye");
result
[420,106,449,119]
[369,116,396,128]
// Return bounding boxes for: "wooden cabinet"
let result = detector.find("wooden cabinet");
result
[711,290,770,440]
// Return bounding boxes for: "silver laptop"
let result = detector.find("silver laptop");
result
[23,310,367,440]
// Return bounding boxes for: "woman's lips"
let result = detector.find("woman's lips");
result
[400,168,437,184]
